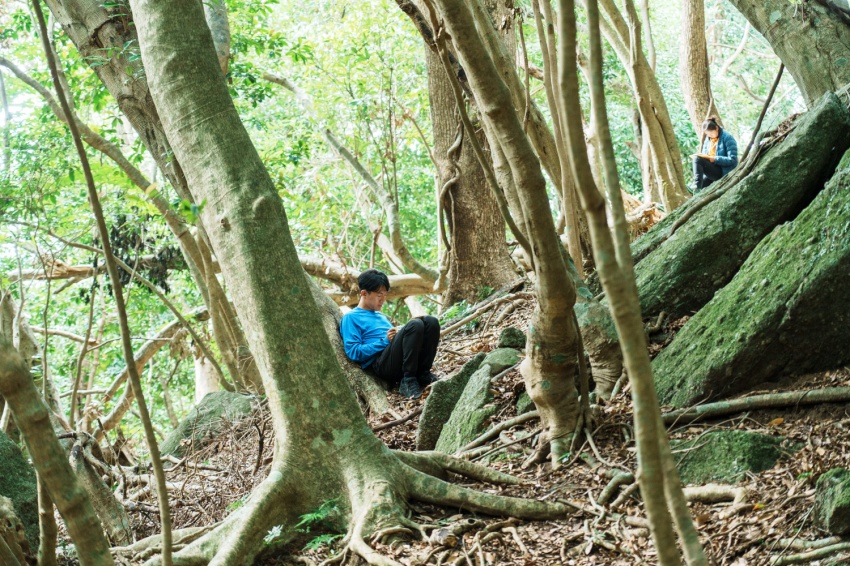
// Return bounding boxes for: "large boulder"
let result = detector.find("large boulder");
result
[416,354,486,450]
[814,468,850,535]
[672,431,789,484]
[654,147,850,407]
[160,391,258,458]
[435,365,498,454]
[633,92,850,319]
[0,431,38,553]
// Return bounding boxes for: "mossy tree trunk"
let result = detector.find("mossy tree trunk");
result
[126,2,568,564]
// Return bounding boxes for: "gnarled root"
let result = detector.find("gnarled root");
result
[393,450,525,485]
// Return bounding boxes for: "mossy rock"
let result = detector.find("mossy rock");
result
[498,327,525,349]
[516,391,536,414]
[672,431,790,484]
[814,468,850,534]
[0,431,38,552]
[633,92,850,319]
[435,365,498,454]
[481,348,520,375]
[654,145,850,407]
[160,391,258,458]
[416,353,486,450]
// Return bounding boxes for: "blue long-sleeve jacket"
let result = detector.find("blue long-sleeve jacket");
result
[701,129,739,175]
[339,307,392,368]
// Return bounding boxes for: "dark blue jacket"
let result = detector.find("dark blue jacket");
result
[701,129,738,176]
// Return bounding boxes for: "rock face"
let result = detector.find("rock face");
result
[481,348,520,375]
[498,326,525,349]
[435,364,498,454]
[654,147,850,407]
[416,354,486,450]
[672,431,788,484]
[0,495,30,565]
[0,431,38,552]
[633,92,850,319]
[516,391,535,414]
[160,391,258,458]
[814,468,850,535]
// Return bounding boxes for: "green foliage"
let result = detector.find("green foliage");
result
[295,499,339,533]
[303,533,343,551]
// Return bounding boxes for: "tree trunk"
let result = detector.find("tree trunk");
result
[729,0,850,108]
[679,0,721,138]
[127,3,568,564]
[654,146,850,407]
[425,44,517,306]
[633,93,850,319]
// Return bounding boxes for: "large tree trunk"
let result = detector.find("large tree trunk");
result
[126,3,567,564]
[425,33,518,306]
[632,92,850,319]
[729,0,850,108]
[654,147,850,407]
[679,0,721,137]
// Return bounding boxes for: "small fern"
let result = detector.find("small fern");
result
[303,533,343,551]
[295,499,339,533]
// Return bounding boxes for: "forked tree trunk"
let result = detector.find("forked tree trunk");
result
[128,3,567,564]
[729,0,850,108]
[425,34,518,306]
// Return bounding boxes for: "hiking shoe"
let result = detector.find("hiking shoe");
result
[399,374,422,399]
[417,372,440,388]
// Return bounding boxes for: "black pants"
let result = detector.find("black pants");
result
[693,156,724,191]
[371,316,440,386]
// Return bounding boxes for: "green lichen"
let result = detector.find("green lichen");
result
[435,365,498,454]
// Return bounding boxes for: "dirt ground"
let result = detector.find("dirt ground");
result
[107,296,850,565]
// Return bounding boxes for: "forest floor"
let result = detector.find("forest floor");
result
[113,296,850,566]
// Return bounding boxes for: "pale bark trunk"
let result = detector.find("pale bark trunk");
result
[679,0,721,137]
[193,351,222,405]
[425,43,517,306]
[729,0,850,108]
[129,3,566,563]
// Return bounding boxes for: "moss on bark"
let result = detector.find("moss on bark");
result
[654,146,850,407]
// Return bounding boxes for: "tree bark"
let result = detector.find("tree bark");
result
[128,3,568,563]
[424,43,517,306]
[729,0,850,108]
[679,0,721,137]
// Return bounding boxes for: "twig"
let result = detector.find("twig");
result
[771,542,850,565]
[373,407,423,432]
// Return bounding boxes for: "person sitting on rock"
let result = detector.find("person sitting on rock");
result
[340,269,440,398]
[693,116,738,192]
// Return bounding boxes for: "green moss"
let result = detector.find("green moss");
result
[672,431,790,484]
[815,468,850,534]
[516,391,536,414]
[481,348,520,374]
[435,365,497,454]
[654,145,850,407]
[498,327,525,349]
[416,353,486,450]
[0,431,38,551]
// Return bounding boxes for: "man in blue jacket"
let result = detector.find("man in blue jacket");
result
[340,269,440,398]
[693,117,738,192]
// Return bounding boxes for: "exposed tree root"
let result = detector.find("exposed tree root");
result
[662,387,850,426]
[393,451,525,485]
[456,410,540,455]
[681,484,747,505]
[597,470,635,506]
[771,542,850,565]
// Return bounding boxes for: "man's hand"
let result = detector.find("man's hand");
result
[387,327,398,341]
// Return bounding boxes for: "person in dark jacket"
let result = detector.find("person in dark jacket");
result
[339,269,440,398]
[693,116,738,192]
